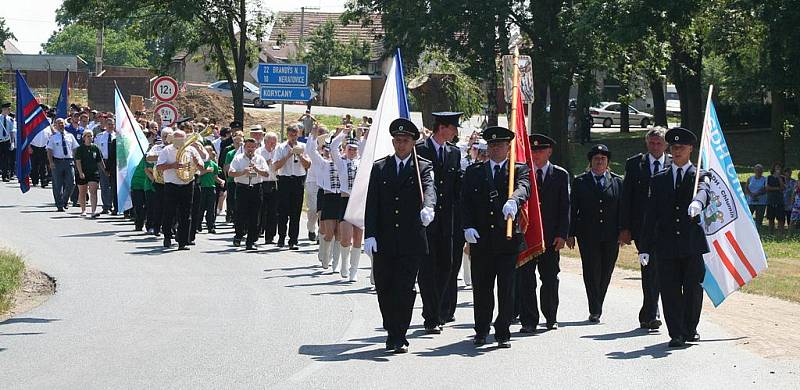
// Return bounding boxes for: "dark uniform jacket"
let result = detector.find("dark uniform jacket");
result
[415,137,462,237]
[365,155,436,257]
[569,171,624,243]
[535,163,571,246]
[640,164,711,259]
[620,153,672,242]
[461,161,531,255]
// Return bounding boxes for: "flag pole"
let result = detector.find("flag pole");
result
[506,47,520,239]
[693,85,714,196]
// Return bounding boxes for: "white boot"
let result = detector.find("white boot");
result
[339,243,351,279]
[462,254,472,286]
[331,243,341,273]
[349,246,361,282]
[319,238,333,269]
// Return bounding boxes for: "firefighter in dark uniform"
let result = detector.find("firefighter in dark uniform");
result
[462,126,531,348]
[639,127,712,348]
[364,118,436,354]
[566,144,623,323]
[415,111,463,334]
[619,127,671,330]
[518,134,570,332]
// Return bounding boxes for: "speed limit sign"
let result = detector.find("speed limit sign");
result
[155,102,179,127]
[153,76,179,102]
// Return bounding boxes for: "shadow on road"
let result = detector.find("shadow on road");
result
[299,340,390,362]
[414,339,496,358]
[606,342,683,359]
[310,286,376,297]
[0,332,44,336]
[0,317,60,325]
[581,328,655,341]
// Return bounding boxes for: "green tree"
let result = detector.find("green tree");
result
[42,24,150,70]
[0,17,15,53]
[298,20,372,87]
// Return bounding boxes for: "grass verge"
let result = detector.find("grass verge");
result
[0,249,25,314]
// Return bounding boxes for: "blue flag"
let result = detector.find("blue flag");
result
[15,71,51,193]
[56,73,69,119]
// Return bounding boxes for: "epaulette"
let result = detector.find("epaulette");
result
[416,155,432,164]
[626,152,645,163]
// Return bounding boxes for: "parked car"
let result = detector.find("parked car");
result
[207,80,272,107]
[666,84,681,114]
[589,102,654,128]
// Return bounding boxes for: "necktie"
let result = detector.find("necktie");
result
[536,168,544,189]
[398,161,404,175]
[653,159,661,176]
[493,164,503,189]
[595,175,604,191]
[61,133,69,157]
[438,146,445,166]
[675,167,683,189]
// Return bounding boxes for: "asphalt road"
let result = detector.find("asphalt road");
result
[0,182,797,389]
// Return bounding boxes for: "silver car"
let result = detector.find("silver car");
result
[207,80,271,108]
[590,102,654,128]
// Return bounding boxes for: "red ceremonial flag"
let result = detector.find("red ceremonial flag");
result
[513,84,545,267]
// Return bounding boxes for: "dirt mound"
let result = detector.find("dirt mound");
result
[0,268,56,322]
[172,89,257,125]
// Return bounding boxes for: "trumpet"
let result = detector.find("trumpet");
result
[176,124,214,182]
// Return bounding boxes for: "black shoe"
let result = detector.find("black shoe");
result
[445,316,456,323]
[588,314,600,323]
[686,333,700,342]
[497,340,511,349]
[233,237,241,247]
[424,326,442,335]
[473,335,487,346]
[385,340,395,351]
[187,241,196,246]
[72,202,79,207]
[393,345,408,354]
[308,232,316,241]
[546,322,559,330]
[100,210,110,215]
[668,337,686,348]
[519,325,537,334]
[277,239,285,248]
[177,245,189,251]
[163,237,172,248]
[289,244,299,250]
[264,239,274,245]
[246,245,256,251]
[57,207,64,212]
[208,229,216,234]
[649,319,663,329]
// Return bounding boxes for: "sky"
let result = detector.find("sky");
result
[4,0,346,54]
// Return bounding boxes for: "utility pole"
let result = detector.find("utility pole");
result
[95,23,104,74]
[298,6,320,52]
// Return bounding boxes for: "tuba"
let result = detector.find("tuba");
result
[176,125,214,182]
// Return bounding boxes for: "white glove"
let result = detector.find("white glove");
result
[502,199,518,220]
[420,206,435,227]
[364,237,378,257]
[688,200,703,218]
[464,228,480,244]
[639,253,650,266]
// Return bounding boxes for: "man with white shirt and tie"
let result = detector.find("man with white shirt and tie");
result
[259,131,280,244]
[30,108,54,188]
[95,118,116,214]
[272,125,311,250]
[229,138,270,250]
[0,102,16,182]
[46,118,80,211]
[619,126,671,330]
[638,127,712,348]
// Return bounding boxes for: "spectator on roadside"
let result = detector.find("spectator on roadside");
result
[791,177,800,229]
[784,168,796,229]
[766,163,786,234]
[298,110,316,137]
[74,131,105,218]
[745,164,768,226]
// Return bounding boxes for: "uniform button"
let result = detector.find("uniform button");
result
[675,218,680,222]
[490,224,495,229]
[600,219,604,223]
[675,206,680,211]
[676,231,681,235]
[490,211,494,216]
[599,209,604,214]
[439,193,443,197]
[395,197,399,201]
[599,200,603,204]
[395,223,399,228]
[395,210,399,214]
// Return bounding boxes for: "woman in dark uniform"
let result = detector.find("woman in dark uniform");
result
[74,131,106,218]
[566,144,623,323]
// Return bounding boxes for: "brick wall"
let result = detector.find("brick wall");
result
[88,76,150,112]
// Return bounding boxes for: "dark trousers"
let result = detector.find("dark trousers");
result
[162,182,193,246]
[374,253,420,347]
[658,255,705,340]
[442,233,466,321]
[277,176,305,245]
[188,183,201,242]
[196,186,217,231]
[131,189,148,230]
[31,146,50,186]
[0,140,12,180]
[260,181,279,240]
[518,247,561,326]
[471,248,516,341]
[636,240,661,324]
[225,181,237,223]
[578,240,619,316]
[235,183,263,245]
[418,229,453,328]
[148,183,164,233]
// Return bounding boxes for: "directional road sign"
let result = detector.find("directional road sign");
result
[253,64,308,86]
[260,86,313,102]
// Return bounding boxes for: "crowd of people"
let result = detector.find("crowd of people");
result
[4,100,721,353]
[745,163,800,235]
